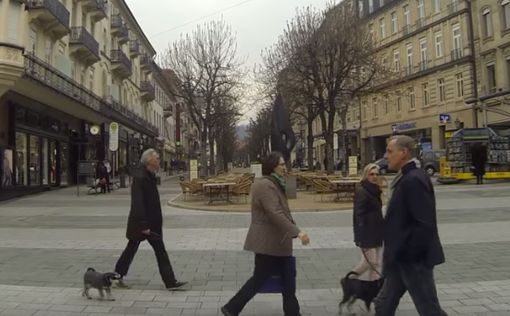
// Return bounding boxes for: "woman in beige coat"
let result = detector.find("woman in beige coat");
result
[221,152,310,316]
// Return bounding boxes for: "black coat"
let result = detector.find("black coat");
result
[383,161,445,269]
[353,180,383,248]
[126,166,162,241]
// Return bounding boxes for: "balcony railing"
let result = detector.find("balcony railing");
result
[69,27,99,61]
[416,18,427,29]
[402,24,412,35]
[448,2,459,15]
[103,98,158,134]
[26,0,70,37]
[110,49,132,78]
[140,81,155,101]
[129,40,140,56]
[24,53,101,111]
[451,48,463,60]
[111,14,129,40]
[84,0,107,21]
[140,54,152,70]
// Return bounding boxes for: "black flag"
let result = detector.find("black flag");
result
[271,94,296,163]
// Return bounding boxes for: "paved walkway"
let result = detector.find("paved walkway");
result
[0,178,509,315]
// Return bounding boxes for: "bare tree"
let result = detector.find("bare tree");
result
[159,19,244,177]
[262,1,381,173]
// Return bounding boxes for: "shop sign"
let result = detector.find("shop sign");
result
[392,122,417,132]
[109,122,119,152]
[439,113,451,124]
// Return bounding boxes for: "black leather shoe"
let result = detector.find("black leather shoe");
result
[166,281,188,290]
[220,306,237,316]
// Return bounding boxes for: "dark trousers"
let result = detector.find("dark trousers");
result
[476,174,483,185]
[115,238,177,287]
[224,254,300,316]
[374,262,447,316]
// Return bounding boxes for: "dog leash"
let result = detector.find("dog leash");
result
[361,248,383,278]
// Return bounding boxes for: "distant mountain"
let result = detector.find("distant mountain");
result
[236,124,248,140]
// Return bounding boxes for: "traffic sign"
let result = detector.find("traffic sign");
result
[439,113,451,124]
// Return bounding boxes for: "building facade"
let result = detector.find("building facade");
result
[0,0,163,199]
[358,0,477,162]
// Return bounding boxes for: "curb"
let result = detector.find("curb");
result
[167,194,353,213]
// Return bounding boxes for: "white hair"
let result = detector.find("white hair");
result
[140,148,158,165]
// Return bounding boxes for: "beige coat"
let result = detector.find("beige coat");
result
[243,176,300,257]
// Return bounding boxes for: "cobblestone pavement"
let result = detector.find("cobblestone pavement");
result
[0,177,509,315]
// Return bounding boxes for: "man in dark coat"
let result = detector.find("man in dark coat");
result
[375,135,447,316]
[114,148,187,290]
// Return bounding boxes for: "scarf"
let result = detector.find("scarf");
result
[270,172,286,191]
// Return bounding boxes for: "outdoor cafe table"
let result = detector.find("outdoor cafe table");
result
[202,182,237,204]
[329,179,359,202]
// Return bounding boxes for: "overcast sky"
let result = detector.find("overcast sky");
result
[124,0,335,123]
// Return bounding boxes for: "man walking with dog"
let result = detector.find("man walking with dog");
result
[114,148,187,291]
[374,135,447,316]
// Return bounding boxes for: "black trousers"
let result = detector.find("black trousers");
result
[374,262,447,316]
[224,254,300,316]
[114,238,177,287]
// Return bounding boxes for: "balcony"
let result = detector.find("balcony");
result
[69,27,100,64]
[103,97,158,135]
[23,53,101,111]
[80,0,107,21]
[140,54,153,72]
[129,40,141,57]
[140,81,155,102]
[418,61,428,71]
[26,0,70,38]
[448,2,459,15]
[451,48,463,61]
[416,18,427,30]
[110,50,132,79]
[402,24,412,35]
[111,15,129,43]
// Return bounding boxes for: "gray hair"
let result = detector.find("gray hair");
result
[390,135,416,158]
[140,148,158,165]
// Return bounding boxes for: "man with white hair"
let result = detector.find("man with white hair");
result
[114,148,187,290]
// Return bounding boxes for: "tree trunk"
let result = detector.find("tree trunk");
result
[200,132,208,178]
[208,132,215,176]
[341,118,348,177]
[324,132,335,174]
[307,122,314,170]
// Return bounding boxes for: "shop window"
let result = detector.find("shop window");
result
[50,141,57,185]
[42,139,48,185]
[1,148,14,188]
[60,142,69,185]
[15,132,27,186]
[29,135,41,186]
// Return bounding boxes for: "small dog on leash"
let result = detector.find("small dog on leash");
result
[82,267,121,301]
[338,271,384,314]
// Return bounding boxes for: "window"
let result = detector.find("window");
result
[435,32,443,57]
[29,135,40,186]
[391,11,398,33]
[504,0,510,30]
[363,102,368,120]
[452,25,462,58]
[44,39,52,64]
[433,0,440,13]
[368,23,374,39]
[369,0,374,13]
[482,8,493,38]
[438,78,446,102]
[403,5,410,26]
[373,98,378,118]
[397,96,402,112]
[384,96,389,114]
[487,63,496,93]
[406,44,413,74]
[409,87,416,109]
[507,58,510,88]
[28,28,37,53]
[15,132,27,186]
[423,83,429,106]
[456,73,464,97]
[379,18,385,38]
[418,0,425,19]
[393,50,400,71]
[420,39,427,70]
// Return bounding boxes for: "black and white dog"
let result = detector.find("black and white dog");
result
[338,271,384,315]
[82,268,121,301]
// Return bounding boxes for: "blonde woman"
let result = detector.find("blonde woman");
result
[348,163,384,280]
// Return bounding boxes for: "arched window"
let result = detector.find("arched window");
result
[482,7,493,38]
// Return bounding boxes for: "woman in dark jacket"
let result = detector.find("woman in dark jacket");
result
[349,163,384,281]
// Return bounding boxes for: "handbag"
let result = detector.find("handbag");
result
[258,256,296,294]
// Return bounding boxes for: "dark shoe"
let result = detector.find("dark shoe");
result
[115,278,130,289]
[166,281,188,290]
[221,306,237,316]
